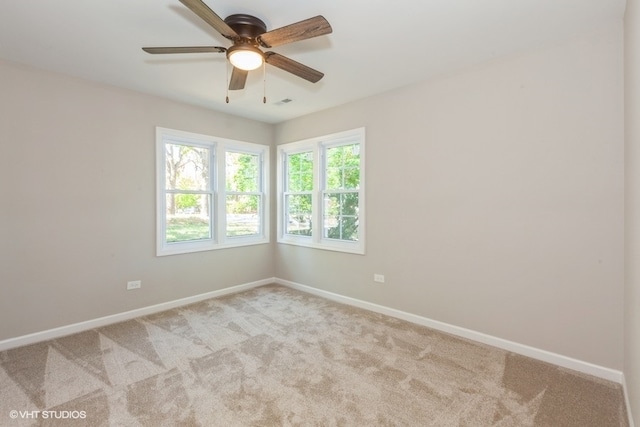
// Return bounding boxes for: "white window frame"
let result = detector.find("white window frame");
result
[277,128,365,254]
[156,127,269,256]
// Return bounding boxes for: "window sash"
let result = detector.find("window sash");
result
[225,193,263,238]
[224,150,264,238]
[284,192,313,236]
[322,190,359,241]
[165,193,213,243]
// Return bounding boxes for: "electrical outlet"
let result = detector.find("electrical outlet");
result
[373,274,385,283]
[127,280,141,290]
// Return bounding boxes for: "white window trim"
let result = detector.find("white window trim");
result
[156,127,269,256]
[277,127,365,255]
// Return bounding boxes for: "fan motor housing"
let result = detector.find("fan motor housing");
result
[224,14,267,39]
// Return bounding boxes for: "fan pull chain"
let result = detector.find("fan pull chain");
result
[263,61,267,104]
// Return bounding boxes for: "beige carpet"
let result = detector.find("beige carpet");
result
[0,284,629,426]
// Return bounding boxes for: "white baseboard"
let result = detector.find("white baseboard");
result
[0,278,273,352]
[622,375,636,427]
[0,276,626,388]
[275,278,624,384]
[1,276,632,425]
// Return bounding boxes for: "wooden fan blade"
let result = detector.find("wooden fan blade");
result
[229,67,249,90]
[258,16,332,48]
[264,52,324,83]
[142,46,226,54]
[178,0,238,40]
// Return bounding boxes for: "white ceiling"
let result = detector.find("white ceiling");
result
[0,0,626,124]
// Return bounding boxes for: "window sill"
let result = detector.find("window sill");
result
[157,237,270,257]
[277,237,364,255]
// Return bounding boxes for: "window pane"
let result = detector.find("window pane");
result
[226,195,260,237]
[325,144,360,190]
[165,193,211,243]
[285,194,312,236]
[287,152,313,192]
[226,151,259,192]
[323,193,358,241]
[165,143,210,190]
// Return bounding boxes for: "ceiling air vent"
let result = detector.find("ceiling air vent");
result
[274,98,293,106]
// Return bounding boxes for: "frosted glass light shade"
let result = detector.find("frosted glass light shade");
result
[228,46,264,71]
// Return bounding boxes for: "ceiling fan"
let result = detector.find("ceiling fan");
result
[142,0,332,91]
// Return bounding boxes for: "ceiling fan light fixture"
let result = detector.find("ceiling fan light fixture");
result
[227,45,264,71]
[142,4,333,91]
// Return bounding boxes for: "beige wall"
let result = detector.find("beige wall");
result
[0,20,627,380]
[0,61,275,340]
[275,24,625,370]
[625,0,640,422]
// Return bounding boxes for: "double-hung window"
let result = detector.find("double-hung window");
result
[157,127,269,256]
[284,150,314,237]
[225,150,263,238]
[277,128,365,254]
